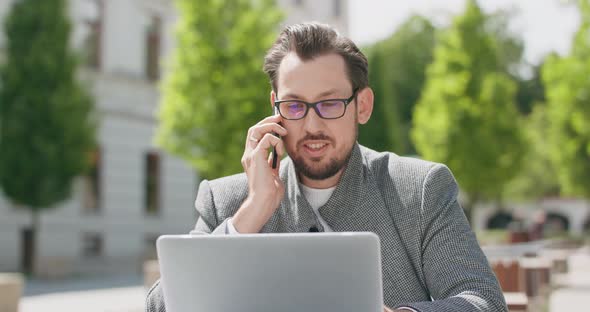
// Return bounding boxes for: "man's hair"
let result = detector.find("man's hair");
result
[263,22,368,93]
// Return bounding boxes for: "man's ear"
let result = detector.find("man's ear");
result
[270,90,276,110]
[356,87,374,125]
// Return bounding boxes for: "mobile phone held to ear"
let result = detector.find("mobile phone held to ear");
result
[272,107,280,169]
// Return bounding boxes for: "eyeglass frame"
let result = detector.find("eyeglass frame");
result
[273,88,359,120]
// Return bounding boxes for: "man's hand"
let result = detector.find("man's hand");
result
[232,114,288,233]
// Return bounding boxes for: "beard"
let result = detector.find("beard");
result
[290,104,359,181]
[292,153,350,181]
[291,131,356,181]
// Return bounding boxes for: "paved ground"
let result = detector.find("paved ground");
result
[549,246,590,311]
[15,246,590,312]
[20,273,146,312]
[21,286,145,312]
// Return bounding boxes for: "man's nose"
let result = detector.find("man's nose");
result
[302,107,325,133]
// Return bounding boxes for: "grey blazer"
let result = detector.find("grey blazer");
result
[146,144,507,312]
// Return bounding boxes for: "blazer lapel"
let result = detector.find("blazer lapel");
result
[261,157,321,233]
[319,144,429,302]
[317,144,394,234]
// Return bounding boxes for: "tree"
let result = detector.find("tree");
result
[0,0,96,273]
[486,9,524,78]
[411,0,525,222]
[156,0,282,180]
[503,58,557,201]
[503,103,560,200]
[542,0,590,198]
[514,64,545,115]
[359,15,435,155]
[359,44,401,153]
[486,9,546,116]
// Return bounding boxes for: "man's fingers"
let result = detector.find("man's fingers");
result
[255,114,282,126]
[245,121,286,150]
[242,118,286,171]
[255,133,285,157]
[249,123,287,141]
[246,133,260,150]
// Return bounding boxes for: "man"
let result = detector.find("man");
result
[147,22,507,312]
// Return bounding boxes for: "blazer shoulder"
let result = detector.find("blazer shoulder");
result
[359,145,439,183]
[359,145,451,215]
[206,172,248,189]
[200,172,249,219]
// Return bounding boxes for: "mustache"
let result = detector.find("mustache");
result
[297,133,333,145]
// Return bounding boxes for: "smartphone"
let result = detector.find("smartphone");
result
[272,107,280,169]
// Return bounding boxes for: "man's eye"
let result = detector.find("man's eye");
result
[319,101,340,108]
[287,102,305,111]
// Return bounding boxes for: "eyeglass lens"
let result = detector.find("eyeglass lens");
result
[279,100,345,119]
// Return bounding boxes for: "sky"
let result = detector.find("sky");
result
[348,0,581,65]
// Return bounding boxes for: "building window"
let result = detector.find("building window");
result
[82,233,103,258]
[333,0,341,18]
[83,147,102,213]
[145,151,161,215]
[83,0,104,70]
[145,15,162,81]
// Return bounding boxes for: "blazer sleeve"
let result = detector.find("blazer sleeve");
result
[145,179,230,312]
[145,280,166,312]
[398,164,508,312]
[190,179,231,235]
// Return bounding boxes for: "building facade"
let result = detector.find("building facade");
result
[473,199,590,237]
[0,0,349,277]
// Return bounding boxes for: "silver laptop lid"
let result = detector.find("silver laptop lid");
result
[157,232,383,312]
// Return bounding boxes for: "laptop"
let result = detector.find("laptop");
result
[156,232,384,312]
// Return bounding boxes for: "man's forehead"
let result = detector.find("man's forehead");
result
[276,52,352,100]
[280,88,342,100]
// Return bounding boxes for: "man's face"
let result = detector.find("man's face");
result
[272,52,372,184]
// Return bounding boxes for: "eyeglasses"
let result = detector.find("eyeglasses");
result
[274,89,358,120]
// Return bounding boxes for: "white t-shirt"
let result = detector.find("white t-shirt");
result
[298,183,335,232]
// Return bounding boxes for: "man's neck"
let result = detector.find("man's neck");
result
[299,167,345,189]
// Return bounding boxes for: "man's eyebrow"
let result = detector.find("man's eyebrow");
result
[280,89,341,101]
[280,93,303,100]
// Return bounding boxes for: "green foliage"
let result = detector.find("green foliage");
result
[156,0,282,179]
[503,104,560,200]
[359,45,400,153]
[412,0,525,207]
[542,0,590,198]
[486,9,545,116]
[514,64,545,115]
[485,9,524,77]
[0,0,96,209]
[359,15,435,155]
